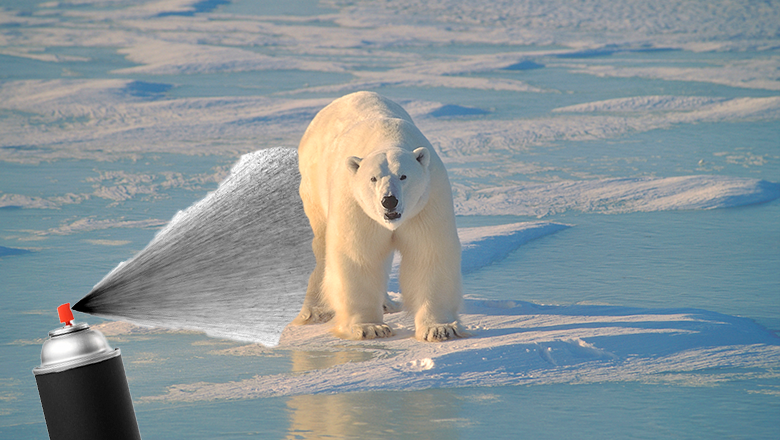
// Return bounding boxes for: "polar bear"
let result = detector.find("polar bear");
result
[294,91,465,342]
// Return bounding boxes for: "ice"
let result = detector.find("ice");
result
[504,60,545,71]
[427,104,490,118]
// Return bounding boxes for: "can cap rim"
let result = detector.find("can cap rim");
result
[33,348,121,375]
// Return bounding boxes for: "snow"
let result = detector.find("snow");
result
[291,71,546,94]
[458,222,571,274]
[566,58,780,91]
[29,218,168,237]
[2,72,779,164]
[131,298,780,401]
[3,0,780,166]
[425,96,780,160]
[552,96,728,113]
[328,0,780,51]
[113,39,336,75]
[454,176,780,217]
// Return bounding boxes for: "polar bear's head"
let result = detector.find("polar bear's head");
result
[347,147,431,230]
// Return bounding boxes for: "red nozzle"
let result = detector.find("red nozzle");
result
[57,303,74,326]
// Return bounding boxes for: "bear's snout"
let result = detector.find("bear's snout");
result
[382,195,399,210]
[383,195,401,221]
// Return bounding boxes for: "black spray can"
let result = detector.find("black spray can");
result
[33,303,142,440]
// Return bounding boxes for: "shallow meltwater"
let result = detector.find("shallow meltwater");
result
[463,205,780,333]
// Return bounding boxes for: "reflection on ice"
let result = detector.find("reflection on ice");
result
[289,350,373,373]
[286,389,462,440]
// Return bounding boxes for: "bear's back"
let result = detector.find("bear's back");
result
[298,91,414,159]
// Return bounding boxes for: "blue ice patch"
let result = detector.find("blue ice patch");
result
[504,60,545,71]
[156,0,230,17]
[0,246,31,257]
[428,104,489,118]
[123,81,173,99]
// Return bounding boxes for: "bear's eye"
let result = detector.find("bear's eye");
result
[400,175,407,180]
[370,177,377,182]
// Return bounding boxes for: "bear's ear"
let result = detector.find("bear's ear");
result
[413,147,430,169]
[346,156,362,174]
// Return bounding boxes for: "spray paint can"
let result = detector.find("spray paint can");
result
[33,303,142,440]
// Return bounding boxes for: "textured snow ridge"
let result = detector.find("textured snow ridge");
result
[113,40,343,75]
[567,59,780,91]
[427,97,780,160]
[139,299,780,402]
[458,222,571,274]
[454,175,780,217]
[2,75,778,164]
[552,96,729,113]
[331,0,780,51]
[0,79,331,163]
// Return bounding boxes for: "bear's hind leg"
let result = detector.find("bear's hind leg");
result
[382,253,402,314]
[294,202,334,325]
[293,260,333,324]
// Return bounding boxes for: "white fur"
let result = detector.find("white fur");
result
[295,92,465,341]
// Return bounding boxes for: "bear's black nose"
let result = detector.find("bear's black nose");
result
[382,195,398,210]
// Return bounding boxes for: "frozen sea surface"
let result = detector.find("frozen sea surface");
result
[1,0,779,439]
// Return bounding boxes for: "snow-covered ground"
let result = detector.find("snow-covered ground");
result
[1,0,779,438]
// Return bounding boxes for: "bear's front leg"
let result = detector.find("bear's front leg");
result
[322,222,394,340]
[325,258,393,339]
[397,204,467,342]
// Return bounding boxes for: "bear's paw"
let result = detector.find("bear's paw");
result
[417,322,468,342]
[293,305,334,325]
[343,323,394,340]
